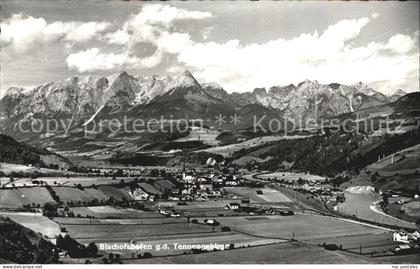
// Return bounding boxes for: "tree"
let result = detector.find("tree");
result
[143,252,153,258]
[382,194,389,206]
[86,242,98,257]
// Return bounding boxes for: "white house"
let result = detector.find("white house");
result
[183,173,195,183]
[225,180,239,186]
[127,188,149,201]
[393,231,409,243]
[225,203,240,210]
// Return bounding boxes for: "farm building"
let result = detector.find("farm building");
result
[225,180,239,186]
[127,188,149,201]
[393,230,419,243]
[182,173,195,183]
[225,203,240,210]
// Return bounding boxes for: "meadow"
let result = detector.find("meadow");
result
[61,222,220,241]
[69,206,161,219]
[211,213,388,241]
[0,211,61,239]
[224,187,293,203]
[0,187,56,208]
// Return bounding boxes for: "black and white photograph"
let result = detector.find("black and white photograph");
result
[0,0,419,266]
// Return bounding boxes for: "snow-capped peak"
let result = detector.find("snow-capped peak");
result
[167,70,201,92]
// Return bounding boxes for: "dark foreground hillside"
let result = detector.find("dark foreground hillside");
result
[0,216,59,264]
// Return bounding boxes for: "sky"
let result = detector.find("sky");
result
[1,0,419,96]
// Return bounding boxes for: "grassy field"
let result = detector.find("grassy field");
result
[174,128,221,146]
[0,187,56,208]
[131,241,372,264]
[54,217,187,225]
[306,232,399,255]
[224,187,292,203]
[210,213,387,241]
[138,183,162,195]
[402,201,420,217]
[86,232,284,257]
[384,201,420,224]
[0,163,66,176]
[52,186,133,203]
[97,186,133,201]
[52,187,108,202]
[69,206,163,219]
[61,222,219,241]
[0,211,61,239]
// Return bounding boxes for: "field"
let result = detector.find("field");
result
[0,211,61,239]
[0,187,56,208]
[0,163,67,176]
[53,205,292,257]
[402,201,420,217]
[138,183,162,195]
[307,232,399,256]
[60,222,219,241]
[258,172,326,182]
[131,241,371,264]
[211,213,388,241]
[89,232,284,257]
[384,201,420,224]
[69,206,162,219]
[54,217,187,225]
[337,191,417,229]
[52,187,108,202]
[174,128,221,146]
[97,186,133,200]
[52,186,132,203]
[155,200,246,217]
[224,187,293,203]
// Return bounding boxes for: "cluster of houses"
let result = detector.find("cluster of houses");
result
[124,169,248,202]
[393,230,420,244]
[392,230,420,254]
[176,172,243,201]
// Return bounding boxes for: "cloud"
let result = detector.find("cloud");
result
[105,29,131,45]
[66,4,212,73]
[0,14,47,51]
[65,48,163,72]
[105,4,212,49]
[127,4,212,28]
[45,21,111,43]
[385,34,417,54]
[0,13,111,52]
[156,32,193,54]
[166,17,418,94]
[66,48,140,72]
[66,4,209,72]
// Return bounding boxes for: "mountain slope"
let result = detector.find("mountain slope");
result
[0,134,71,169]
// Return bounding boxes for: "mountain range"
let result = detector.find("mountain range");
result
[0,70,413,146]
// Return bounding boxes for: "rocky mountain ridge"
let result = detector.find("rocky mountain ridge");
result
[0,70,410,136]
